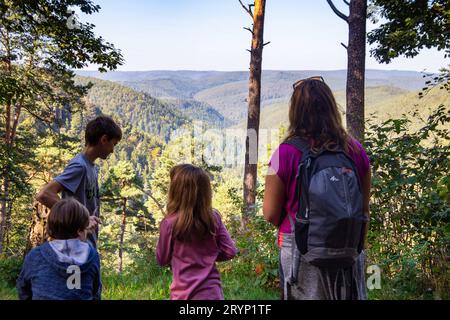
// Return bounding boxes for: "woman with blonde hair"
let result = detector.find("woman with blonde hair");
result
[156,164,237,300]
[263,77,371,300]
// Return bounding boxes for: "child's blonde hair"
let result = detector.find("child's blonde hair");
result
[166,164,216,242]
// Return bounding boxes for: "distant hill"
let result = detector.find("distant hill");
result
[74,77,229,141]
[160,98,235,127]
[76,70,430,124]
[232,86,448,133]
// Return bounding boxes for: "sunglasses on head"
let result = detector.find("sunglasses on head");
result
[292,76,325,90]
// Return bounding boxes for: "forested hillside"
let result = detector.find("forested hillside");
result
[77,70,429,123]
[77,76,231,132]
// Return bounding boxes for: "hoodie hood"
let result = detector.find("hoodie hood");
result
[49,239,90,265]
[40,240,97,275]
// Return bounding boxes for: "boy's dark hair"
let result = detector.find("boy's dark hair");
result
[47,198,90,240]
[85,116,122,146]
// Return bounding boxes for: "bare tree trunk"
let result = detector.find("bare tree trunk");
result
[0,94,11,256]
[0,29,13,254]
[242,0,267,225]
[346,0,367,141]
[118,198,127,273]
[326,0,367,142]
[5,199,11,250]
[0,178,8,254]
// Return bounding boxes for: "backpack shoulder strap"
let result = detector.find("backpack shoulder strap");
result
[282,136,311,159]
[277,137,311,229]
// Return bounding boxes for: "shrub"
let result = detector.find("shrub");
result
[0,255,23,287]
[365,104,449,299]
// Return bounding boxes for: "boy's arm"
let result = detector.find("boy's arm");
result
[36,180,64,209]
[36,161,85,209]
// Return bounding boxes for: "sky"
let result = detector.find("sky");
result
[77,0,448,72]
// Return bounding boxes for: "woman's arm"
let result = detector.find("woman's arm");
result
[263,169,285,226]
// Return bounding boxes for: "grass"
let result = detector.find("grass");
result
[0,261,279,300]
[2,256,445,300]
[0,281,17,300]
[101,266,279,300]
[221,273,279,300]
[2,271,447,300]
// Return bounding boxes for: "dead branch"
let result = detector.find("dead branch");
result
[135,185,165,217]
[243,27,254,34]
[326,0,349,23]
[239,0,254,19]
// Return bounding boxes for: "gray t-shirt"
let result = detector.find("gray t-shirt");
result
[54,154,100,246]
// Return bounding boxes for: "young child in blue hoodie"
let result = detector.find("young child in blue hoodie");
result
[17,198,101,300]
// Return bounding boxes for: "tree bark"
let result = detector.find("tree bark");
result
[26,202,51,252]
[0,178,8,254]
[0,29,12,254]
[118,198,127,273]
[346,0,367,141]
[243,0,266,225]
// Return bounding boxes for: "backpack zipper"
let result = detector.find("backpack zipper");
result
[305,158,312,219]
[342,171,352,217]
[342,170,353,248]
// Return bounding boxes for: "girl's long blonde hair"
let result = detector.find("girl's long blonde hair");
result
[166,164,216,242]
[284,78,354,153]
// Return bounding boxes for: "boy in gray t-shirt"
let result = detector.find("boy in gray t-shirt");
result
[37,116,122,247]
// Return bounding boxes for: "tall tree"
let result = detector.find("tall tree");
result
[368,0,449,92]
[0,0,123,254]
[240,0,269,224]
[327,0,367,141]
[368,0,449,64]
[102,161,152,273]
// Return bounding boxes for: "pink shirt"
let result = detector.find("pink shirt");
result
[268,138,370,245]
[156,210,237,300]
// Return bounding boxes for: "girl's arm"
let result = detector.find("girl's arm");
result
[215,212,237,262]
[156,218,173,266]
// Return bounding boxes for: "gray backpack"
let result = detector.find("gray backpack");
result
[283,137,367,268]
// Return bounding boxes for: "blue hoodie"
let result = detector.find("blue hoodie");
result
[17,240,101,300]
